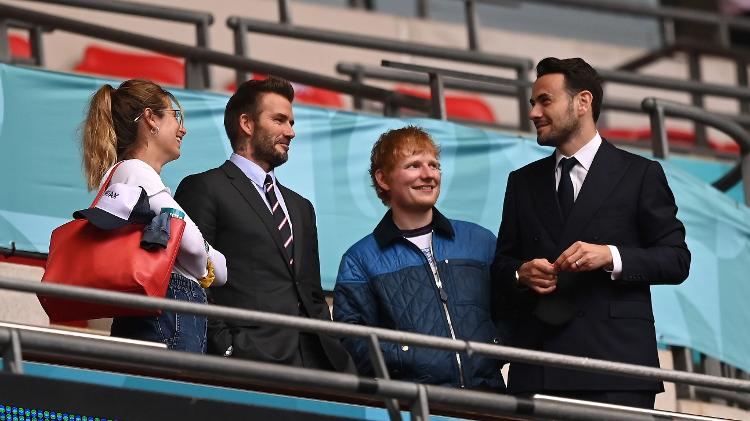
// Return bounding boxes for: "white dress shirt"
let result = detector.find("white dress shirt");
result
[554,133,622,279]
[230,153,294,235]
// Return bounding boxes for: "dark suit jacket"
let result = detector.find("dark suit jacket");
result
[491,140,690,393]
[175,160,354,373]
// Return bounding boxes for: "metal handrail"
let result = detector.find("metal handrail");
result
[2,275,749,396]
[436,0,750,49]
[0,326,682,421]
[224,16,530,70]
[21,0,213,25]
[0,2,429,113]
[17,0,214,85]
[642,98,750,205]
[337,62,518,96]
[470,0,750,29]
[337,61,750,121]
[225,14,533,131]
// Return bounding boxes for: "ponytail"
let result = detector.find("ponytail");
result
[80,79,177,190]
[81,85,117,191]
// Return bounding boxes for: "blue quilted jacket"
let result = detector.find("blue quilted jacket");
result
[333,209,505,390]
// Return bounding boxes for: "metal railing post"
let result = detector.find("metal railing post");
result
[717,17,731,48]
[184,58,208,90]
[738,60,750,115]
[195,18,211,87]
[646,100,669,159]
[383,99,401,117]
[517,67,531,132]
[278,0,293,24]
[417,0,429,19]
[661,17,676,46]
[428,72,446,120]
[29,25,45,66]
[687,52,708,148]
[367,334,403,421]
[1,329,23,374]
[410,384,430,421]
[464,0,481,51]
[742,147,750,204]
[350,64,365,110]
[672,346,696,400]
[230,20,249,87]
[0,19,9,63]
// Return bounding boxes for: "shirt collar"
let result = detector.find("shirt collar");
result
[373,208,454,249]
[230,153,275,187]
[555,132,602,171]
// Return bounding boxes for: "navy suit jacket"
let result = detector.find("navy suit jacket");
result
[491,140,690,393]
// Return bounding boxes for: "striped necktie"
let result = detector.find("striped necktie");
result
[264,174,294,266]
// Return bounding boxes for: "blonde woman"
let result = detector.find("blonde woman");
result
[81,79,226,353]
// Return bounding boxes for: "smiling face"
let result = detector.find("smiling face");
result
[248,92,295,171]
[152,100,186,163]
[529,73,581,148]
[376,150,441,216]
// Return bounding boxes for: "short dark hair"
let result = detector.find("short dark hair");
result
[536,57,603,123]
[224,77,294,150]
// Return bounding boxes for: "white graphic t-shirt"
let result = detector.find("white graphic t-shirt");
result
[403,226,440,287]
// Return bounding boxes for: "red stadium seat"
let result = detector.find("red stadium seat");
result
[292,83,344,108]
[74,44,185,87]
[395,87,496,123]
[226,76,344,109]
[598,128,645,142]
[600,127,739,154]
[601,127,694,145]
[8,34,31,59]
[709,139,741,154]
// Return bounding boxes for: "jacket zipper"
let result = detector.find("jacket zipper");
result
[428,239,466,388]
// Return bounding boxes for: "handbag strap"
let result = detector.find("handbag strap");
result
[88,161,125,208]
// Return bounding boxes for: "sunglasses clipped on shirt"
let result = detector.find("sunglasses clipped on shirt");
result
[133,108,183,127]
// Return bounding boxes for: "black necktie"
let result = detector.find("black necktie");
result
[557,157,578,221]
[264,174,294,266]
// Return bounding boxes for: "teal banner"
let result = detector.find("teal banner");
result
[1,64,749,373]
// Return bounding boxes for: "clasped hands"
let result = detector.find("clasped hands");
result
[516,241,613,295]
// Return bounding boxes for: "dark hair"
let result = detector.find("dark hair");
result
[536,57,603,122]
[369,126,440,205]
[224,77,294,151]
[81,79,180,190]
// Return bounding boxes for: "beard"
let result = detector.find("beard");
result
[536,103,580,148]
[251,129,288,170]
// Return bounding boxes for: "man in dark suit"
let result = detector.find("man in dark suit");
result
[491,57,690,408]
[175,77,354,373]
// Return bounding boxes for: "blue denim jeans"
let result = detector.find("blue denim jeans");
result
[110,273,207,353]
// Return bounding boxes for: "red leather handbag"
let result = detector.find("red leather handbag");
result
[38,163,185,323]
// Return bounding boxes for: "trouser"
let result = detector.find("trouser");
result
[110,273,208,353]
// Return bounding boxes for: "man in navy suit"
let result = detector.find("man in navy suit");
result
[491,57,690,408]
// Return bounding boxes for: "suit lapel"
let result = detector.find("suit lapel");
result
[221,161,292,274]
[528,154,564,243]
[559,140,629,249]
[278,182,303,278]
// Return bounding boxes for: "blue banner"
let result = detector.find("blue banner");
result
[1,64,749,373]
